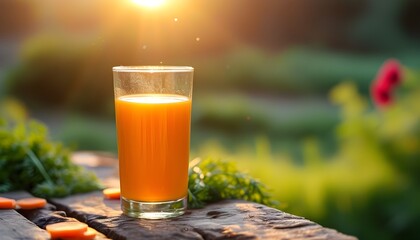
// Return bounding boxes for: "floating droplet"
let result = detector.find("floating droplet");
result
[195,37,200,42]
[174,18,178,22]
[142,45,147,50]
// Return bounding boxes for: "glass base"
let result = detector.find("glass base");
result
[121,196,187,219]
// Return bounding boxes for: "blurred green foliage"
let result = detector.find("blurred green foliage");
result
[197,46,420,96]
[193,93,338,136]
[198,47,378,94]
[57,114,117,153]
[4,34,118,115]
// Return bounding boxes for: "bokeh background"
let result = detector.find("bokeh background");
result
[1,0,420,239]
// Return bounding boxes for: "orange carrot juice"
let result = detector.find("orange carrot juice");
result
[115,94,191,202]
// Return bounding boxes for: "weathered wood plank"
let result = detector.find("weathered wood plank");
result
[0,209,50,240]
[1,191,67,227]
[1,191,110,240]
[51,191,357,240]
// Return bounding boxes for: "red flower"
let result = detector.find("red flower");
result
[376,59,402,87]
[371,59,402,107]
[371,79,393,106]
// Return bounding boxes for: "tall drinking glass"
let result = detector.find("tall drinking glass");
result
[113,66,193,219]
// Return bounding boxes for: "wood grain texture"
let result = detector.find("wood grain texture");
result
[0,209,50,240]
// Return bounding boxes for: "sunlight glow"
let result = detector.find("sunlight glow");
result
[132,0,166,8]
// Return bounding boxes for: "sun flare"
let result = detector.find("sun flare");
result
[132,0,166,8]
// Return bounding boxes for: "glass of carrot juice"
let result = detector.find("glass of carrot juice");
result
[113,66,193,219]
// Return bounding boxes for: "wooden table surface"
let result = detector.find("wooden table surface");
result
[0,152,358,240]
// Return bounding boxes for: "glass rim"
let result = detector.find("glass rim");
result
[113,66,193,73]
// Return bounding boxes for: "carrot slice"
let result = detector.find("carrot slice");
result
[46,222,88,239]
[103,187,120,199]
[80,227,97,240]
[0,197,16,209]
[16,197,47,209]
[60,227,97,240]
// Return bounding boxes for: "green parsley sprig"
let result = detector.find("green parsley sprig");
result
[188,157,279,208]
[0,118,102,197]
